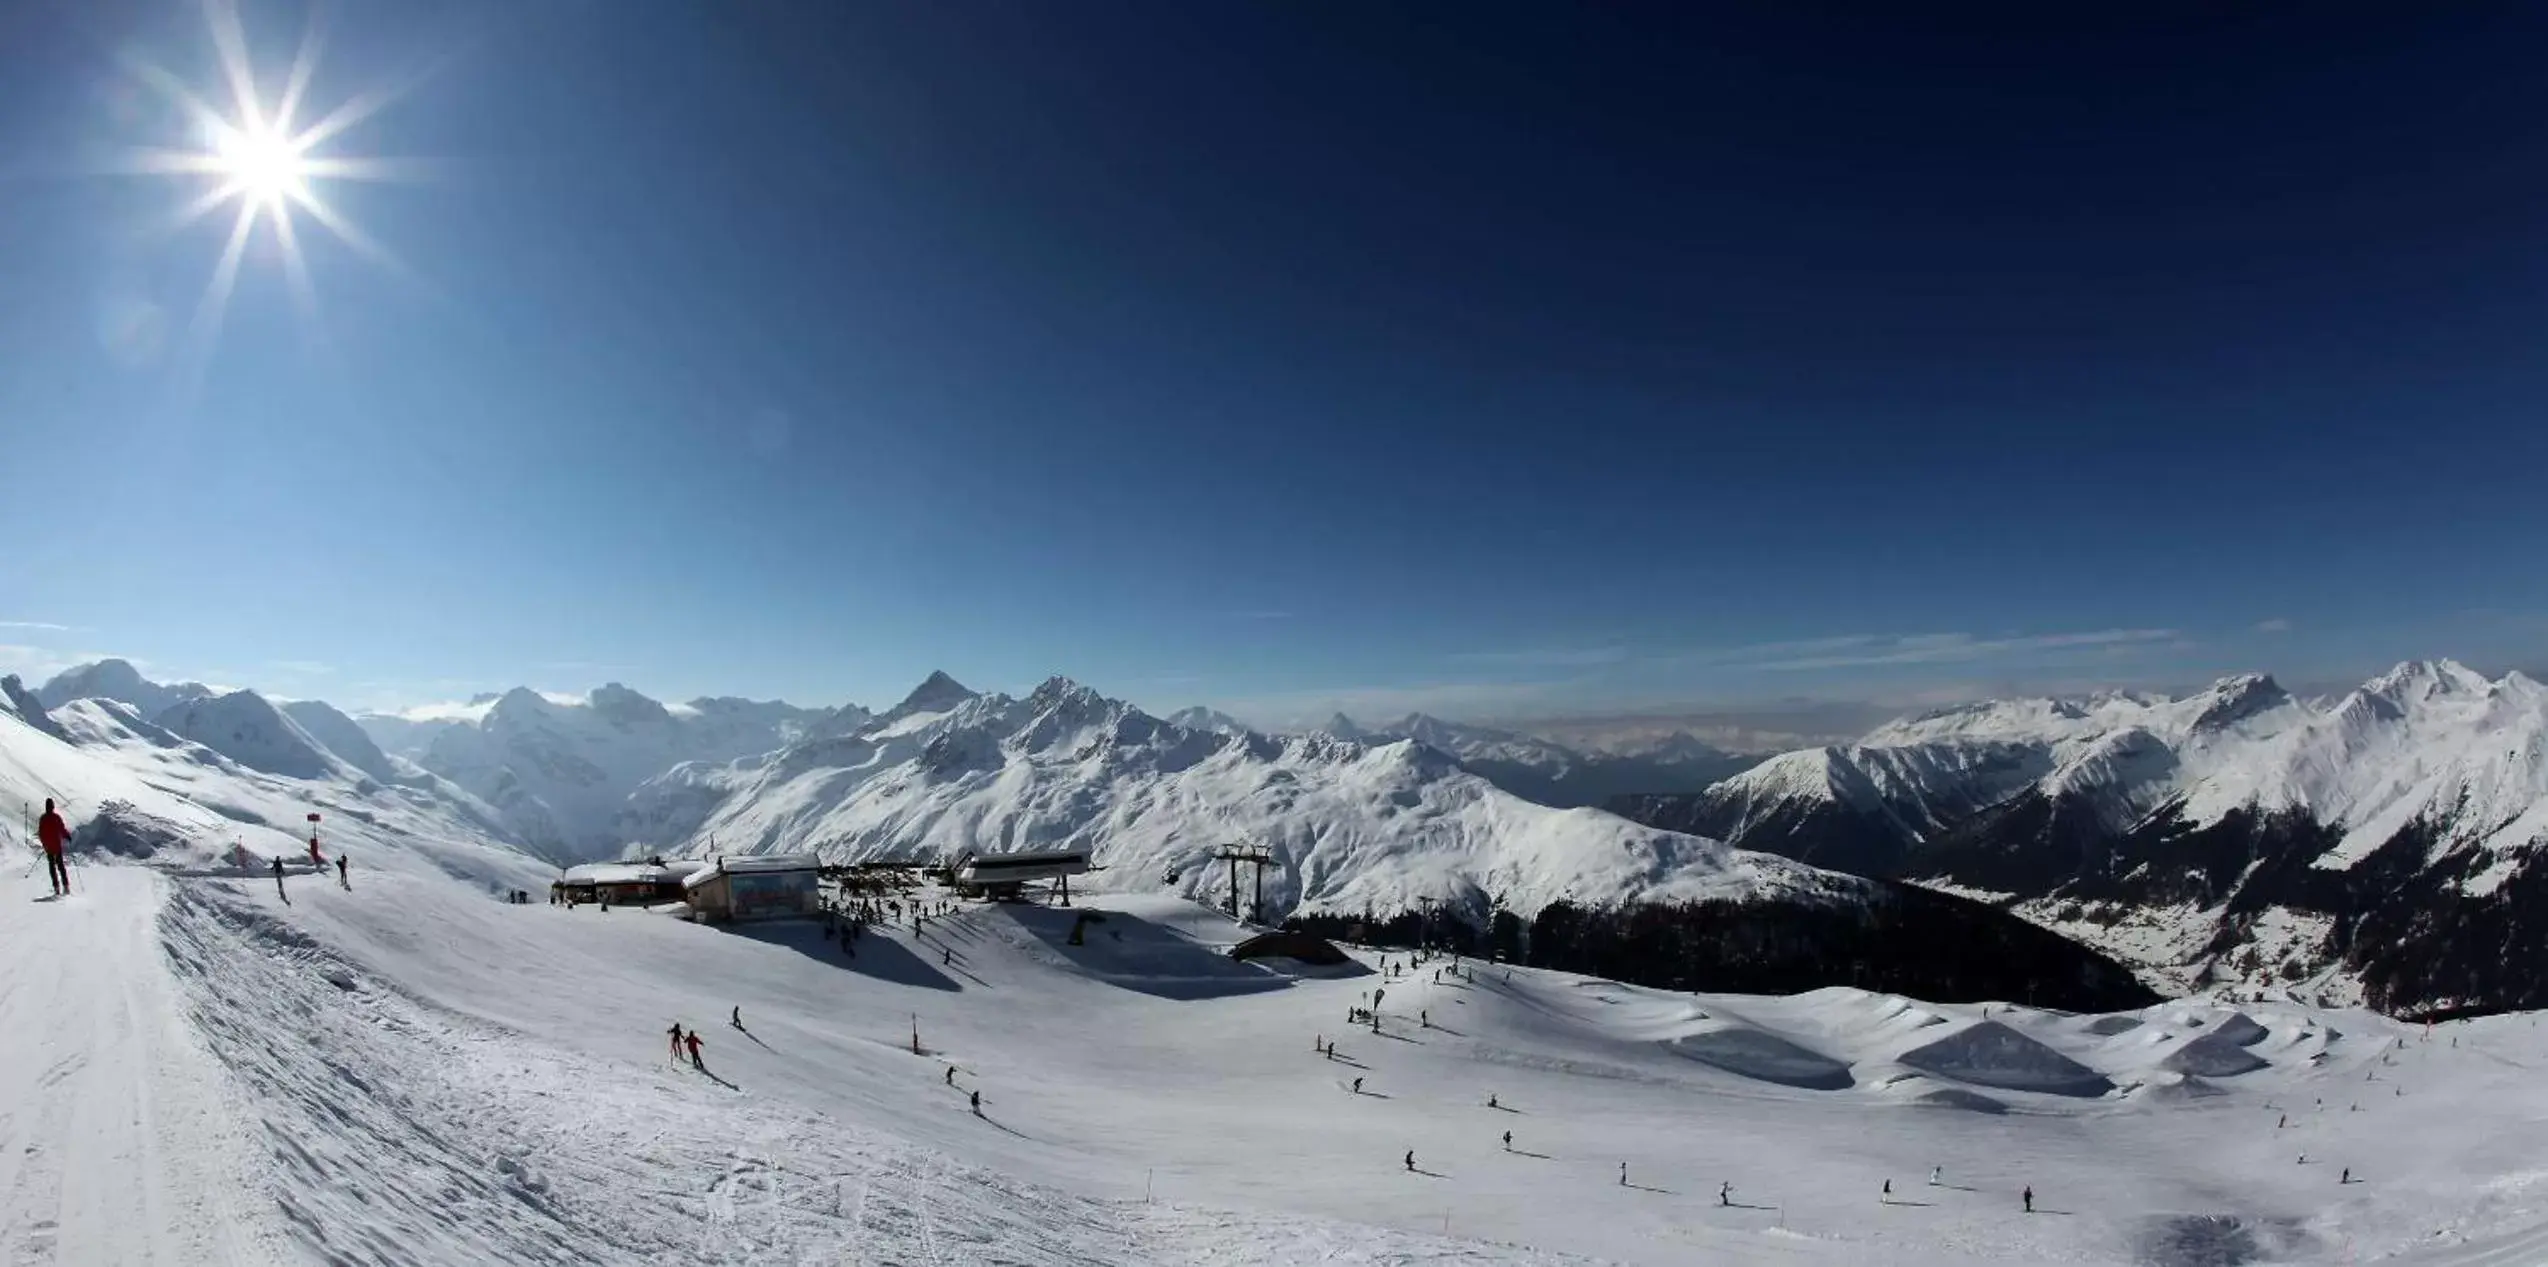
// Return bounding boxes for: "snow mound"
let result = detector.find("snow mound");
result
[1664,1026,1855,1090]
[2082,1014,2144,1036]
[1896,1020,2116,1097]
[997,904,1294,1000]
[2160,1013,2274,1077]
[2210,1012,2271,1048]
[1908,1087,2008,1114]
[2159,1029,2271,1077]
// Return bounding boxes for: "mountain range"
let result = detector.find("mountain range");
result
[1614,660,2548,1015]
[30,653,2548,1015]
[12,660,2150,1010]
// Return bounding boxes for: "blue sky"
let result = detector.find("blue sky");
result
[4,2,2547,725]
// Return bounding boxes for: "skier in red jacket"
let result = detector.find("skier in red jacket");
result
[36,799,70,897]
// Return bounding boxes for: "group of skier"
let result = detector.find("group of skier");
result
[37,800,347,901]
[1340,945,2075,1219]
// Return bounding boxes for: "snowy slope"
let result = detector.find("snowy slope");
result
[1619,661,2548,1013]
[280,698,404,782]
[637,675,1843,924]
[156,689,364,783]
[22,846,2548,1265]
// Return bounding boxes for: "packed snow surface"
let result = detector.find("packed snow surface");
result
[12,836,2548,1262]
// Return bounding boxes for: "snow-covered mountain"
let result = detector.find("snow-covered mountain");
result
[0,678,541,894]
[37,658,215,718]
[614,673,2151,1008]
[1163,705,1251,735]
[408,683,835,864]
[1311,712,1757,809]
[1615,660,2548,1015]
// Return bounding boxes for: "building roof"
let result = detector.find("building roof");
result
[683,853,823,889]
[560,862,673,885]
[956,847,1091,867]
[953,849,1092,884]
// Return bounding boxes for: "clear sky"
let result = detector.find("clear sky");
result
[4,1,2547,725]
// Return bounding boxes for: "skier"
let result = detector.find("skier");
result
[36,798,70,897]
[1487,1093,1498,1109]
[2022,1186,2033,1214]
[731,1006,743,1031]
[271,856,288,903]
[1403,1150,1414,1173]
[1930,1165,1942,1186]
[1720,1182,1732,1207]
[1502,1130,1512,1152]
[1420,1010,1429,1028]
[668,1022,684,1062]
[1882,1179,1892,1199]
[1352,1077,1363,1094]
[336,854,349,890]
[2341,1167,2351,1184]
[2277,1113,2287,1129]
[969,1090,982,1117]
[942,947,952,967]
[684,1031,703,1068]
[1620,1162,1629,1187]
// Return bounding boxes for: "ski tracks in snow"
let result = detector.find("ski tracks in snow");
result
[155,875,1563,1265]
[0,870,277,1264]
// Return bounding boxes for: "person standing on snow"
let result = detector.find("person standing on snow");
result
[731,1006,743,1031]
[1719,1182,1732,1207]
[1403,1150,1415,1173]
[336,854,349,890]
[36,798,71,897]
[271,856,289,903]
[1929,1165,1942,1186]
[668,1022,685,1062]
[684,1031,703,1069]
[969,1089,982,1116]
[2022,1185,2033,1214]
[1501,1130,1512,1152]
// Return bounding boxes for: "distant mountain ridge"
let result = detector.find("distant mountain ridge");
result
[1613,660,2548,1015]
[1306,711,1759,808]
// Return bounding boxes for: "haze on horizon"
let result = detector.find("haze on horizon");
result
[6,3,2545,728]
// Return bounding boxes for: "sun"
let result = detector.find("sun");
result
[111,0,430,371]
[209,118,312,207]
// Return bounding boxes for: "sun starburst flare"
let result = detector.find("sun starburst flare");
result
[113,0,435,369]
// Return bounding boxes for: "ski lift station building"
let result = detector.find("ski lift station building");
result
[683,853,823,923]
[556,860,703,907]
[949,847,1092,900]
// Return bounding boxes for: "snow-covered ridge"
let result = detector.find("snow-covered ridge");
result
[632,674,1848,924]
[1620,659,2548,1012]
